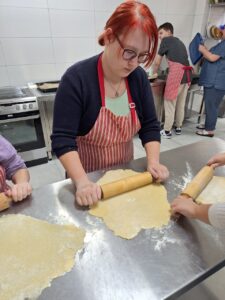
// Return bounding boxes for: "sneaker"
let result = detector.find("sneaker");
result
[196,124,205,130]
[160,129,172,139]
[174,127,182,135]
[196,129,214,137]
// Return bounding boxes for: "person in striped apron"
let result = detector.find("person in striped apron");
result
[52,1,169,206]
[153,22,193,138]
[0,135,32,201]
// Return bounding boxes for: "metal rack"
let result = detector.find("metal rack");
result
[209,2,225,7]
[206,2,225,38]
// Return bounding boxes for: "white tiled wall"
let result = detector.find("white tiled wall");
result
[0,0,221,87]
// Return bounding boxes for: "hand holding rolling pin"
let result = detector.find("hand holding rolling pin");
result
[207,152,225,169]
[75,176,101,207]
[6,182,32,202]
[4,168,32,202]
[171,153,225,226]
[147,161,169,182]
[171,195,207,220]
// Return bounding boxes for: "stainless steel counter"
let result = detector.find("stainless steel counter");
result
[3,138,225,299]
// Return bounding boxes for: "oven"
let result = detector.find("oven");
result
[0,87,48,167]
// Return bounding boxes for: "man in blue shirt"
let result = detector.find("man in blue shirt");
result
[196,25,225,137]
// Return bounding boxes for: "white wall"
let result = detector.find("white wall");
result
[0,0,221,87]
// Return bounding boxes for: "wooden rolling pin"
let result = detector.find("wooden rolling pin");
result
[180,165,214,199]
[0,192,12,212]
[101,171,153,199]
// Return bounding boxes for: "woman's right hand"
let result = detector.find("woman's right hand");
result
[75,177,102,206]
[207,152,225,169]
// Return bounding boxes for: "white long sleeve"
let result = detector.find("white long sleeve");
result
[208,203,225,229]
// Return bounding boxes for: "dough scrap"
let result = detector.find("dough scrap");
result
[196,176,225,204]
[0,214,85,300]
[89,169,170,239]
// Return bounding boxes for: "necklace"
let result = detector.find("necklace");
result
[105,78,123,97]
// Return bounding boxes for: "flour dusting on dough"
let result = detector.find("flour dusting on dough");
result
[144,222,182,251]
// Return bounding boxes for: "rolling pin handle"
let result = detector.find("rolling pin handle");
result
[0,193,12,212]
[180,166,214,200]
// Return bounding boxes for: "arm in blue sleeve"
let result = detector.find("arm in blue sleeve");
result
[51,71,83,158]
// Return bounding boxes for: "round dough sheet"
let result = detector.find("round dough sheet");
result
[89,169,170,239]
[0,214,85,300]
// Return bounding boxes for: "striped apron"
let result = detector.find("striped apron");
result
[164,60,193,101]
[77,56,141,173]
[0,165,9,193]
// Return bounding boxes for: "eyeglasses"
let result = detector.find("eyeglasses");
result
[115,35,150,64]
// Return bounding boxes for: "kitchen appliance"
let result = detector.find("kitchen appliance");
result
[28,82,56,160]
[0,86,48,167]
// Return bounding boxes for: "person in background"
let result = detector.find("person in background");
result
[0,135,32,201]
[196,25,225,137]
[153,22,192,138]
[51,1,169,207]
[171,152,225,229]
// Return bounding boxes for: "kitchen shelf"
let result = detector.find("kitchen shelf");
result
[210,2,225,7]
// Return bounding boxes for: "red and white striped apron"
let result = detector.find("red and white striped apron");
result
[164,60,193,100]
[0,165,9,193]
[77,56,141,173]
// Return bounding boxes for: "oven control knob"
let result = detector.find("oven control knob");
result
[16,105,20,110]
[29,103,33,109]
[23,104,27,109]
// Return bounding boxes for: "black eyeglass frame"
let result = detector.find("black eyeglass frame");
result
[115,34,150,64]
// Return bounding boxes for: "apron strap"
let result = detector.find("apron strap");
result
[97,54,136,123]
[183,66,193,87]
[125,79,136,123]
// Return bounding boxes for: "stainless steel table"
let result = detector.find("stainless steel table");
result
[2,138,225,300]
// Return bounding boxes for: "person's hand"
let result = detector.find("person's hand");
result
[198,44,206,53]
[75,177,101,206]
[171,195,198,218]
[5,182,32,202]
[207,152,225,169]
[147,162,169,182]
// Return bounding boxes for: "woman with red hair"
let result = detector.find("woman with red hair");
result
[52,1,169,206]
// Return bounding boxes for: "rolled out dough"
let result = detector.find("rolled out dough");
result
[0,214,85,300]
[89,169,170,239]
[196,176,225,204]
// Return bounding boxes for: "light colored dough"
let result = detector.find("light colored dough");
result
[196,176,225,204]
[0,214,85,300]
[89,169,170,239]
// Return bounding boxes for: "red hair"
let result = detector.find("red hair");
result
[98,1,158,67]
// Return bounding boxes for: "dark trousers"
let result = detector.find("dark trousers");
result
[204,87,225,131]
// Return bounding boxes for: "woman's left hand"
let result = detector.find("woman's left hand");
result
[147,162,169,182]
[6,182,32,202]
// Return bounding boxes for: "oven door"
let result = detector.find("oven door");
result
[0,113,48,166]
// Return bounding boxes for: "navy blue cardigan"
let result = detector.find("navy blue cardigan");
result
[51,54,160,158]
